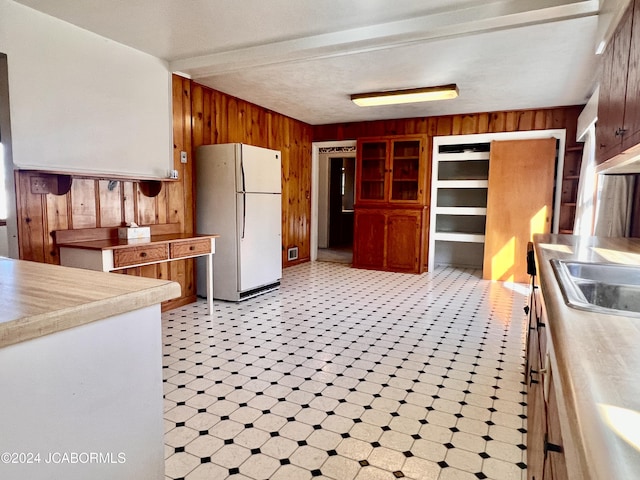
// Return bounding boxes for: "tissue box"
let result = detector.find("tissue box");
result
[118,226,151,240]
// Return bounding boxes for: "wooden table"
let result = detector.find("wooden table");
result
[55,225,219,314]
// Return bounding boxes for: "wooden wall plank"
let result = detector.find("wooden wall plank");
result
[122,181,136,225]
[202,88,212,146]
[97,180,122,227]
[191,83,204,149]
[45,190,69,264]
[70,178,97,229]
[136,185,157,225]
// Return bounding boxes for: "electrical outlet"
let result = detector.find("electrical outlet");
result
[30,176,51,194]
[180,151,187,163]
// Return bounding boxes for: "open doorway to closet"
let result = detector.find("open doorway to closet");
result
[316,146,356,264]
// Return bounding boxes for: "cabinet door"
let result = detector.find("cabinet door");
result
[386,211,421,272]
[389,138,425,204]
[527,317,547,480]
[356,140,388,203]
[545,375,569,480]
[623,0,640,151]
[597,3,633,163]
[597,39,617,164]
[353,210,386,269]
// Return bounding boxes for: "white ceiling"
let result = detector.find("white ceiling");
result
[15,0,604,125]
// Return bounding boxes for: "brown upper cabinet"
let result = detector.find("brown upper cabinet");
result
[355,135,428,205]
[597,0,640,163]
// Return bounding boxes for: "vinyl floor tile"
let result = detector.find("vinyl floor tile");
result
[164,263,528,480]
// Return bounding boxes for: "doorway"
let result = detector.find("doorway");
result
[313,142,356,263]
[328,157,355,247]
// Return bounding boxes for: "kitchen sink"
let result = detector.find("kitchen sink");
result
[550,260,640,317]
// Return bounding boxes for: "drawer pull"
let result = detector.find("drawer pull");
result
[140,252,147,258]
[189,246,195,251]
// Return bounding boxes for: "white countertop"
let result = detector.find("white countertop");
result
[0,257,180,348]
[534,234,640,480]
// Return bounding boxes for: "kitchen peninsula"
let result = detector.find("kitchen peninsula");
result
[0,257,180,480]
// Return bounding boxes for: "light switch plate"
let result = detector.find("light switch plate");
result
[180,151,187,163]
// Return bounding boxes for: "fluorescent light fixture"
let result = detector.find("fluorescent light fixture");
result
[351,84,459,107]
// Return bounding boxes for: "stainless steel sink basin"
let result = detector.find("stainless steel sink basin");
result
[550,260,640,317]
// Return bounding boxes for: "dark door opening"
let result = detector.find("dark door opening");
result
[328,157,355,248]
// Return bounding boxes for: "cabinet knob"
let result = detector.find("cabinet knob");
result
[140,252,147,258]
[189,246,195,251]
[615,127,628,137]
[600,143,606,148]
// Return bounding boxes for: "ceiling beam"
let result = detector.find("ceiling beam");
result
[171,0,599,78]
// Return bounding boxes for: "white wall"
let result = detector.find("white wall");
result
[0,0,173,179]
[317,153,330,248]
[0,225,8,257]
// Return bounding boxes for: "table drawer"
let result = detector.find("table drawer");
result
[170,239,212,259]
[113,244,169,268]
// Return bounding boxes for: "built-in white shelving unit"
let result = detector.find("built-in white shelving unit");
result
[428,130,566,272]
[429,141,490,269]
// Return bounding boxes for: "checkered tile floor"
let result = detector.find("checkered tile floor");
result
[163,262,528,480]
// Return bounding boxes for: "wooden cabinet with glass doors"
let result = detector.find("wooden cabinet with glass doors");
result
[354,135,429,273]
[356,135,427,204]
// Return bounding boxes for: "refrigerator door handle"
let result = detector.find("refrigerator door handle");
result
[240,157,246,192]
[240,192,246,239]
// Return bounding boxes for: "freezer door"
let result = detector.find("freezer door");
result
[238,144,282,193]
[237,192,282,292]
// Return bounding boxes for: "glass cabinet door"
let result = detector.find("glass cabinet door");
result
[358,141,387,201]
[390,139,422,202]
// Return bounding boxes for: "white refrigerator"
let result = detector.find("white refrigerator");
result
[196,143,282,301]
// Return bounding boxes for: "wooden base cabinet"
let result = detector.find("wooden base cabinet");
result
[526,271,569,480]
[353,208,426,273]
[353,210,386,270]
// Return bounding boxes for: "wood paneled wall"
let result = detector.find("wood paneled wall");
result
[313,107,583,146]
[189,81,314,266]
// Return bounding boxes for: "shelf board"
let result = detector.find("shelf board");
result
[566,145,584,152]
[562,202,577,207]
[563,175,580,180]
[559,229,573,234]
[393,178,419,182]
[433,232,486,243]
[436,152,490,161]
[436,180,488,189]
[435,207,487,216]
